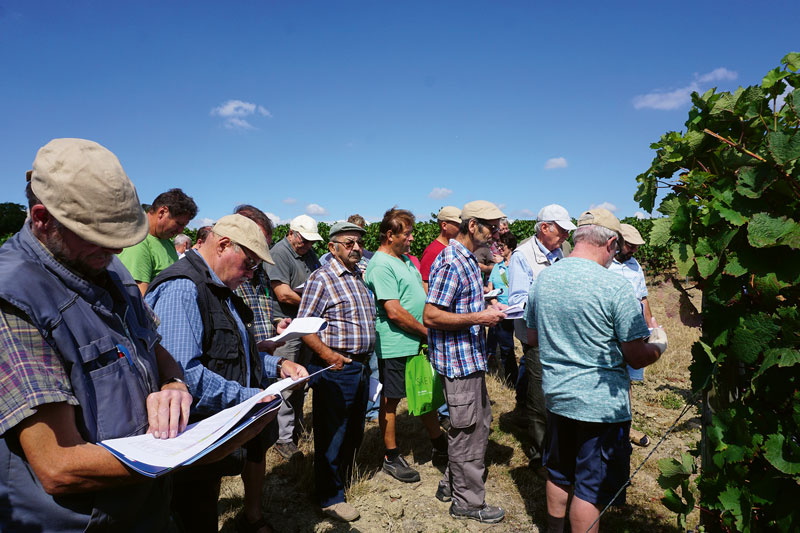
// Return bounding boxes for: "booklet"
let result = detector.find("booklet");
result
[484,288,503,299]
[99,366,331,477]
[501,302,526,320]
[267,316,327,343]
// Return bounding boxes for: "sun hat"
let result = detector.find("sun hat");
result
[437,206,462,224]
[460,200,506,221]
[290,214,323,241]
[576,208,622,235]
[619,223,645,245]
[28,138,148,249]
[212,214,274,264]
[537,204,577,231]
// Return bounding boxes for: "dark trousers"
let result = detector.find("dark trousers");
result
[523,343,547,462]
[495,319,517,386]
[308,358,369,508]
[516,353,527,407]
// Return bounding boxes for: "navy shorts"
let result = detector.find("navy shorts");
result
[543,411,632,507]
[378,356,411,399]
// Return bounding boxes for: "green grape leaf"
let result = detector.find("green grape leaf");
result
[764,433,800,474]
[736,166,775,199]
[719,485,750,532]
[661,488,689,514]
[748,213,800,249]
[650,217,672,247]
[763,67,790,88]
[695,254,719,278]
[715,203,748,226]
[767,132,800,165]
[731,314,780,363]
[671,243,695,277]
[723,251,748,277]
[753,348,800,381]
[783,52,800,72]
[658,195,682,217]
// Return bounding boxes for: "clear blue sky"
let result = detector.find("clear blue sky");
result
[1,1,796,228]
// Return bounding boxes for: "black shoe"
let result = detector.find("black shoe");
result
[449,503,505,523]
[439,416,451,432]
[435,483,452,502]
[383,455,420,483]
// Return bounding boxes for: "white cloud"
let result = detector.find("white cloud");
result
[428,187,453,199]
[633,67,738,111]
[634,211,651,220]
[590,201,618,212]
[496,203,507,209]
[544,157,568,170]
[210,99,272,130]
[514,208,537,219]
[697,67,737,83]
[264,212,283,226]
[282,197,297,205]
[774,85,792,111]
[194,217,216,228]
[305,203,328,216]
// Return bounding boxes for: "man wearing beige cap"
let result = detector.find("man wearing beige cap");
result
[146,214,308,533]
[507,203,575,471]
[525,208,667,533]
[0,138,270,532]
[423,200,508,524]
[420,205,461,292]
[609,223,654,447]
[266,213,323,459]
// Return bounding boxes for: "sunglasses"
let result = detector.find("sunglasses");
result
[332,238,364,250]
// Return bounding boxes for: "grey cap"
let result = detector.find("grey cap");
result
[329,220,366,237]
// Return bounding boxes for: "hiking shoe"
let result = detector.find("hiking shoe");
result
[432,448,449,468]
[322,502,360,522]
[435,483,452,502]
[274,441,302,460]
[382,455,420,483]
[630,429,650,447]
[449,503,505,524]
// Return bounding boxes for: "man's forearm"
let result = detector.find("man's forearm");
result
[384,300,427,339]
[271,282,302,306]
[423,303,482,331]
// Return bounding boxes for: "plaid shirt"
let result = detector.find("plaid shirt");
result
[297,257,376,355]
[0,301,79,436]
[235,265,277,342]
[426,239,486,378]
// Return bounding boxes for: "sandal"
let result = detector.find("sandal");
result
[235,513,273,533]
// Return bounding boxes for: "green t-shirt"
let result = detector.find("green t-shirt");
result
[364,251,426,359]
[526,257,650,423]
[118,233,179,283]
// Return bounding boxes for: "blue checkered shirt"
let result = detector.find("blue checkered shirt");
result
[297,257,376,355]
[145,254,279,415]
[426,239,486,378]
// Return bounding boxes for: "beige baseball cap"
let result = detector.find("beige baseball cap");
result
[212,214,274,264]
[28,138,148,249]
[290,214,323,241]
[460,200,506,221]
[576,208,622,235]
[437,206,462,224]
[619,223,645,245]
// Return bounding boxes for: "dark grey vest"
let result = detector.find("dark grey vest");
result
[0,224,171,532]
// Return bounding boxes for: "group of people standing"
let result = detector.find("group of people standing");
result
[0,137,668,533]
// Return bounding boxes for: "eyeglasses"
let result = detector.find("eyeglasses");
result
[477,219,499,234]
[237,246,261,271]
[332,238,364,250]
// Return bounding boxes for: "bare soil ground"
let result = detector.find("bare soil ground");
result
[218,277,702,532]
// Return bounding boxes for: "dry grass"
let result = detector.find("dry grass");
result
[216,275,703,532]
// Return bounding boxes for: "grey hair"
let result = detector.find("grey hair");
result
[174,234,192,247]
[573,225,618,247]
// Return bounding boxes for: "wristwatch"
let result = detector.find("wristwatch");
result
[276,357,288,375]
[161,377,188,389]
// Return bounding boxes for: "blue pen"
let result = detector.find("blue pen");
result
[116,344,135,368]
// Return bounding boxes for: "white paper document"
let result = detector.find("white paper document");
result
[99,365,332,477]
[501,302,525,320]
[267,317,327,343]
[484,288,503,299]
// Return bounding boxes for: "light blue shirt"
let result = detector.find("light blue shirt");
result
[145,252,279,416]
[508,237,562,309]
[608,257,648,301]
[526,257,650,423]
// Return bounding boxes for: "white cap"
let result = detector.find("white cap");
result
[537,204,576,231]
[289,214,323,241]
